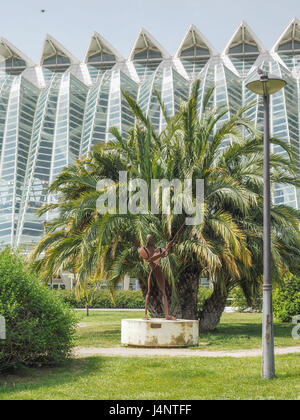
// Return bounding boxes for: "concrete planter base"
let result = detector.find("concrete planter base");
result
[121,318,199,348]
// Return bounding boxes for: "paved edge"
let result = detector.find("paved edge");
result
[74,346,300,359]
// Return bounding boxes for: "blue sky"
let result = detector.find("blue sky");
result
[2,0,299,62]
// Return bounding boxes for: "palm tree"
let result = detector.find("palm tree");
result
[31,80,300,332]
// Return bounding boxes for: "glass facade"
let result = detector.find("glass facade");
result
[0,21,300,249]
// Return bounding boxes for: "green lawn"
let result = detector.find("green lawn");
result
[0,355,299,400]
[76,310,145,348]
[75,310,299,351]
[1,310,299,400]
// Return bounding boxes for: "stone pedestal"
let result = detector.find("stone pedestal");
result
[121,318,199,348]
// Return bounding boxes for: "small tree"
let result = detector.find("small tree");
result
[230,285,262,312]
[273,274,300,322]
[76,277,102,316]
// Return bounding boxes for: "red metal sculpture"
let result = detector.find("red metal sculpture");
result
[139,235,176,321]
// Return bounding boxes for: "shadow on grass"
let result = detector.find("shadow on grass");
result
[76,328,120,346]
[1,354,299,399]
[0,357,101,396]
[213,322,293,338]
[197,320,294,349]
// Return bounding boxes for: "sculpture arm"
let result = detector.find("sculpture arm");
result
[152,244,173,260]
[146,249,168,263]
[162,242,173,258]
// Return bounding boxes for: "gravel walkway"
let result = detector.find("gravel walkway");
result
[74,345,300,359]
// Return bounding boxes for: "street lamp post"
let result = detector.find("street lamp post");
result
[246,71,287,380]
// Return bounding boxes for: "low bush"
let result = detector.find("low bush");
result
[59,286,213,314]
[273,274,300,322]
[0,249,76,373]
[58,289,145,309]
[229,286,262,312]
[114,290,145,309]
[197,286,213,313]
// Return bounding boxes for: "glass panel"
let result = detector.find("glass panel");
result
[43,56,57,65]
[134,50,148,60]
[5,58,13,67]
[13,58,26,67]
[244,43,259,53]
[43,55,70,65]
[181,47,195,57]
[278,41,293,51]
[148,49,162,59]
[57,55,70,64]
[229,44,243,54]
[294,41,300,50]
[195,46,209,56]
[102,52,115,61]
[88,53,101,63]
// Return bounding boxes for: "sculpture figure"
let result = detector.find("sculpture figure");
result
[139,235,176,321]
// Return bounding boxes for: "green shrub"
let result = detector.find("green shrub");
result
[197,286,213,314]
[0,249,76,373]
[57,289,79,308]
[114,290,145,309]
[273,274,300,322]
[60,286,212,313]
[229,286,262,312]
[58,289,145,309]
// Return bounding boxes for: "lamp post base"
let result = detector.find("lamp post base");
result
[262,284,275,379]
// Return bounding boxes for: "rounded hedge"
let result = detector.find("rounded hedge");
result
[59,287,213,313]
[0,249,76,373]
[58,289,145,309]
[273,274,300,322]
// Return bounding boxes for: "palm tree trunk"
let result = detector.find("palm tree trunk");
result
[199,285,228,333]
[172,273,199,320]
[86,304,89,317]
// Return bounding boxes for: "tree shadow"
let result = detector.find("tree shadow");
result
[198,320,295,348]
[216,321,293,338]
[0,357,104,397]
[76,328,120,346]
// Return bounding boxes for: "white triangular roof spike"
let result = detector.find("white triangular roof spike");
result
[0,37,35,67]
[222,21,265,55]
[129,28,171,60]
[175,24,218,58]
[84,32,124,63]
[40,34,79,66]
[271,17,300,53]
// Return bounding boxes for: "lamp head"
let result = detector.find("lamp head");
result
[246,70,286,96]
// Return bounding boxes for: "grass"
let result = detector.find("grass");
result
[0,355,299,400]
[76,310,145,348]
[75,310,299,351]
[1,310,299,400]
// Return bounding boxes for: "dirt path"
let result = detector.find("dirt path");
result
[74,345,300,358]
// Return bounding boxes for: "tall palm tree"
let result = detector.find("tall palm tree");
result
[31,81,300,332]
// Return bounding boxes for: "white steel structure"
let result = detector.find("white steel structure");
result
[0,19,300,249]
